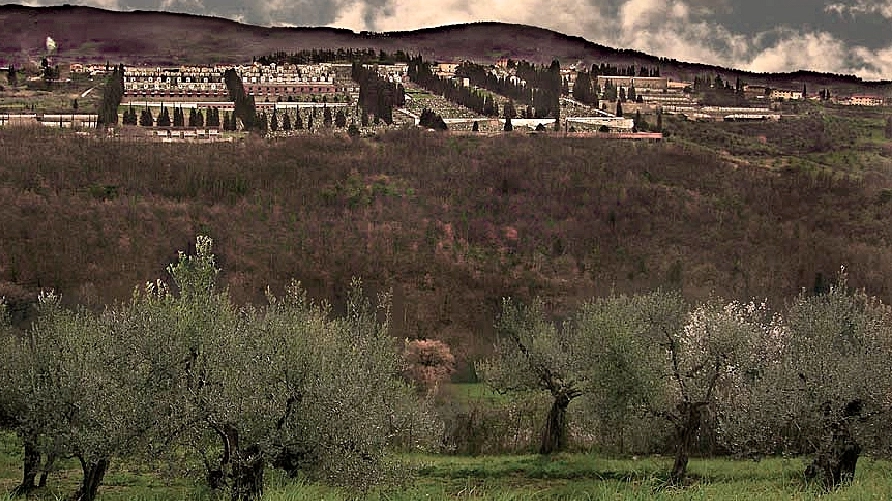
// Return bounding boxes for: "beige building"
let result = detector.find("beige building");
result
[596,76,668,91]
[849,95,885,106]
[769,89,803,100]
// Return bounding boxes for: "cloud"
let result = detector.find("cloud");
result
[825,0,892,18]
[10,0,892,79]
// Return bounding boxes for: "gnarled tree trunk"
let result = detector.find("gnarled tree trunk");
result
[71,457,108,501]
[540,392,571,455]
[231,444,264,501]
[805,400,862,489]
[208,423,265,501]
[670,402,704,484]
[12,436,40,495]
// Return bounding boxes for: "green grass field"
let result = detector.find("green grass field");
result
[3,429,892,500]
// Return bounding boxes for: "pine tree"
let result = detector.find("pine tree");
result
[222,112,231,131]
[323,105,333,127]
[139,107,154,127]
[157,104,171,127]
[282,112,292,131]
[296,111,304,130]
[335,109,347,128]
[206,108,220,127]
[195,109,204,128]
[504,116,513,131]
[270,108,278,132]
[615,99,623,117]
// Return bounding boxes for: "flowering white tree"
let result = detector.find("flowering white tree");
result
[578,292,780,483]
[719,271,892,488]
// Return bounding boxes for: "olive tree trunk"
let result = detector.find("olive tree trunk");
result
[805,400,863,489]
[71,457,108,501]
[670,402,704,484]
[12,436,40,495]
[540,393,571,455]
[208,423,265,501]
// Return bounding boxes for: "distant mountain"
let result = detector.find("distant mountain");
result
[1,4,890,92]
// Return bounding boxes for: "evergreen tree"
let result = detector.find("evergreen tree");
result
[282,112,292,131]
[323,105,333,127]
[122,106,138,125]
[296,111,304,130]
[6,64,16,87]
[615,99,623,117]
[307,114,313,130]
[270,108,278,132]
[206,108,220,128]
[224,68,257,130]
[222,112,231,131]
[156,105,171,127]
[503,101,516,120]
[504,116,513,131]
[195,110,204,128]
[472,121,479,132]
[656,108,663,132]
[97,64,125,127]
[139,107,154,127]
[360,112,368,127]
[335,109,347,128]
[628,84,636,102]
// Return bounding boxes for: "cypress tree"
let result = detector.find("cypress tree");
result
[270,108,278,131]
[282,112,292,131]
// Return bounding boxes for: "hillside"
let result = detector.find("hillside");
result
[3,121,892,375]
[1,5,890,94]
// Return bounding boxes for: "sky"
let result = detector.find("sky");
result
[15,0,892,79]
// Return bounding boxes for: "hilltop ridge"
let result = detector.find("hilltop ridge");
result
[0,5,889,93]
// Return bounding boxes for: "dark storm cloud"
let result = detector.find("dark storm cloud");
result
[15,0,892,78]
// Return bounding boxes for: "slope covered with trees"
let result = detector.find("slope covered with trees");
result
[1,124,892,367]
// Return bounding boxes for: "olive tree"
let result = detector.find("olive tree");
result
[718,273,892,488]
[125,236,431,500]
[477,298,584,454]
[0,291,157,501]
[578,292,779,483]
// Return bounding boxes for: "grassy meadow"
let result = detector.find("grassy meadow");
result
[3,428,892,501]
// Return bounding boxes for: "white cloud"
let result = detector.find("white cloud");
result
[825,0,892,18]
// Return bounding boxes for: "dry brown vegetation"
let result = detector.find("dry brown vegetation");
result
[2,125,892,372]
